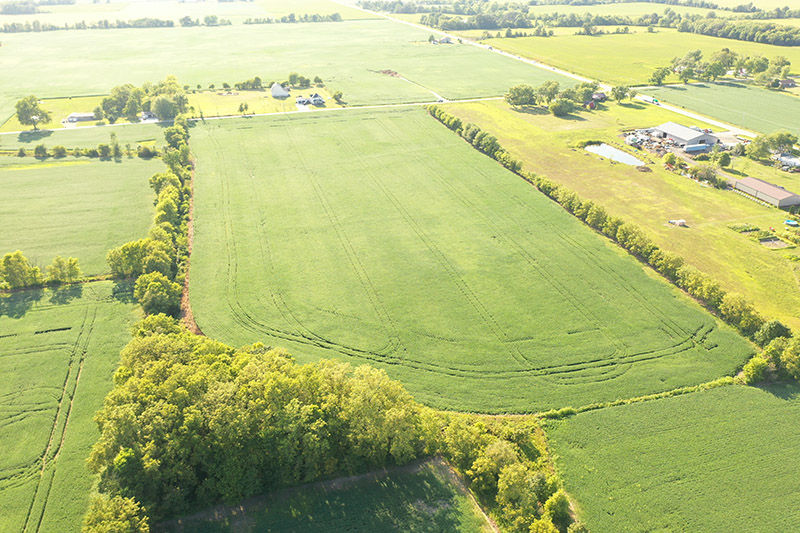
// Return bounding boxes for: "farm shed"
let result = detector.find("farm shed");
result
[779,79,797,89]
[66,112,95,122]
[653,122,718,147]
[271,83,290,98]
[734,177,800,208]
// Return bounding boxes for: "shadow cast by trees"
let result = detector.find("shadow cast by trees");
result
[510,106,549,116]
[0,289,43,318]
[17,130,53,143]
[48,283,83,305]
[112,280,136,304]
[760,382,800,401]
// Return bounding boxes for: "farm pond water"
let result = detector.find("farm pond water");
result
[585,143,644,166]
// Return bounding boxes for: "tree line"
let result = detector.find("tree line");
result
[0,251,81,289]
[425,104,789,349]
[82,315,584,533]
[648,47,791,87]
[105,116,192,317]
[242,13,343,24]
[0,17,175,33]
[100,76,188,123]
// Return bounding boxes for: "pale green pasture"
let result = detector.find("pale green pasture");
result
[444,99,800,327]
[480,28,800,85]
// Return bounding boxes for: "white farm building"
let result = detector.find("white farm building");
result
[734,177,800,208]
[271,83,290,98]
[66,112,96,123]
[653,122,718,148]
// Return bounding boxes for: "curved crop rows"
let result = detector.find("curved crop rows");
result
[189,108,752,412]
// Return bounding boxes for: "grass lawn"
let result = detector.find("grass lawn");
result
[158,458,491,533]
[547,383,800,532]
[444,99,800,329]
[0,121,168,150]
[644,82,800,136]
[189,107,751,413]
[0,155,159,275]
[0,19,573,119]
[479,28,800,86]
[0,281,139,533]
[0,95,107,133]
[187,87,343,118]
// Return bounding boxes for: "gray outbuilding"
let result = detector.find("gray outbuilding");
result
[734,177,800,208]
[653,122,718,147]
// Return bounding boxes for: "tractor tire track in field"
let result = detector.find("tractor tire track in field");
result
[20,305,96,533]
[330,116,531,368]
[204,124,401,361]
[199,116,718,382]
[371,114,624,371]
[237,128,400,359]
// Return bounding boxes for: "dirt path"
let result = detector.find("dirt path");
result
[180,160,203,335]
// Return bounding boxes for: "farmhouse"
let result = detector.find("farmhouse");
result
[591,92,607,102]
[271,82,290,98]
[734,177,800,208]
[310,93,325,105]
[652,122,718,148]
[66,112,95,123]
[779,79,797,89]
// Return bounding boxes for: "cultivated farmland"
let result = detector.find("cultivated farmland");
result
[0,19,572,123]
[161,458,491,533]
[0,281,139,533]
[0,156,158,275]
[189,107,751,413]
[478,28,800,85]
[547,383,800,532]
[443,99,800,328]
[644,82,800,136]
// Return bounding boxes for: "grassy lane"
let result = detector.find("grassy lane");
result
[444,99,800,329]
[547,383,800,532]
[189,107,751,413]
[158,458,492,533]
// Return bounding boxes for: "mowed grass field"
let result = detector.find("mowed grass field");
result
[547,383,800,532]
[480,28,800,86]
[0,18,572,123]
[444,99,800,329]
[160,458,491,533]
[0,156,158,275]
[644,82,800,136]
[189,107,751,413]
[0,122,166,149]
[0,281,139,533]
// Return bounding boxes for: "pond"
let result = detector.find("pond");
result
[585,143,644,166]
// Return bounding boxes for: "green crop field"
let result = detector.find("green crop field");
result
[189,106,751,413]
[524,2,727,18]
[479,28,800,86]
[547,383,800,532]
[0,156,158,275]
[443,99,800,328]
[644,82,800,136]
[0,0,376,26]
[0,18,572,124]
[160,458,491,533]
[0,281,139,533]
